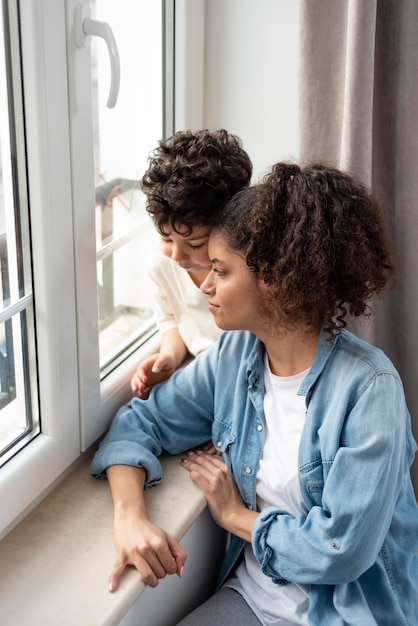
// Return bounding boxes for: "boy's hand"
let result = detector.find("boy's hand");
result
[131,353,176,397]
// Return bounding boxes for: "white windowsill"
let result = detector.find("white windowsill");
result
[0,450,207,626]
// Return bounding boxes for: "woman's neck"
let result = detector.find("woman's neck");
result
[263,328,320,377]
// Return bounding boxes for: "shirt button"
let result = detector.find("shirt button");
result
[245,466,252,474]
[257,424,263,431]
[217,441,223,448]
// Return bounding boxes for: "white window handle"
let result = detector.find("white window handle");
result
[74,3,120,108]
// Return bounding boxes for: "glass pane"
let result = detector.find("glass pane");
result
[91,0,163,374]
[97,190,157,373]
[0,0,39,465]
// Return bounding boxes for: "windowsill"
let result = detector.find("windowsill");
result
[0,450,207,626]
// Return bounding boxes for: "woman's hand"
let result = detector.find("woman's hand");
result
[181,451,257,542]
[106,464,186,593]
[109,512,187,592]
[202,440,222,456]
[130,353,176,397]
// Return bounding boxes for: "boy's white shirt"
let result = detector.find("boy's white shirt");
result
[149,251,221,356]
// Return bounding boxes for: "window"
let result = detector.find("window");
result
[69,0,171,448]
[89,0,164,378]
[0,0,179,538]
[0,0,39,466]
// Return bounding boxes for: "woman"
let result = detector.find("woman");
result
[91,162,418,625]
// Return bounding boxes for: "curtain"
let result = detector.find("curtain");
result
[298,0,418,491]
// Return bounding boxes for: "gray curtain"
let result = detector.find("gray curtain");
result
[298,0,418,491]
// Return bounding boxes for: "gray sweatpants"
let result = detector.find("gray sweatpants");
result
[176,586,262,626]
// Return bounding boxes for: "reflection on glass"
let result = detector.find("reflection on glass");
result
[91,1,163,373]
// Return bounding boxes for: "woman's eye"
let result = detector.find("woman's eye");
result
[188,242,205,250]
[213,268,225,277]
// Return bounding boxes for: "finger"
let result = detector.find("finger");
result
[137,536,180,583]
[181,453,229,497]
[151,356,168,373]
[108,559,127,593]
[129,551,166,588]
[166,534,187,577]
[109,553,160,590]
[181,456,214,490]
[202,441,218,455]
[187,450,226,470]
[131,372,144,392]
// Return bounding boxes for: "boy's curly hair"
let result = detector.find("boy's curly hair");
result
[212,162,395,336]
[141,129,252,235]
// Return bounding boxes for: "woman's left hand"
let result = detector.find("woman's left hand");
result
[181,450,257,541]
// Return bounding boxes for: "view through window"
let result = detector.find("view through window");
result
[91,0,165,377]
[0,0,39,466]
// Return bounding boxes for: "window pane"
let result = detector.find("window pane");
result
[97,188,157,375]
[0,0,39,465]
[91,0,163,376]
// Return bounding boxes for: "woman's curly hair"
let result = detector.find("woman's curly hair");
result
[141,129,252,235]
[212,162,395,336]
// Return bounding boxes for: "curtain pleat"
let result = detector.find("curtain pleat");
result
[299,0,418,491]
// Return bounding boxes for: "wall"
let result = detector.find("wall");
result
[202,0,299,182]
[200,0,418,495]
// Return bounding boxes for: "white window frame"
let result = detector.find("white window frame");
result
[0,0,79,537]
[0,0,205,539]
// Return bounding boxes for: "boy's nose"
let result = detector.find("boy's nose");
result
[171,244,186,261]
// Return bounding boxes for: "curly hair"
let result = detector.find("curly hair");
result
[212,162,395,336]
[141,129,252,235]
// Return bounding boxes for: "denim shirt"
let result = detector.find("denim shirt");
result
[91,329,418,625]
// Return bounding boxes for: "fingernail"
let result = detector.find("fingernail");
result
[179,566,184,578]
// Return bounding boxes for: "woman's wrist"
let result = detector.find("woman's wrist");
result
[223,505,258,542]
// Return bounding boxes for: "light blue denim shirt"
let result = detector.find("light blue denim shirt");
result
[91,329,418,625]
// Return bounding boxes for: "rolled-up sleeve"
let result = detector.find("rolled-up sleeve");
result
[90,342,219,482]
[90,402,164,485]
[251,372,415,586]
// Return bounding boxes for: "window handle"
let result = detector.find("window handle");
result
[74,3,120,108]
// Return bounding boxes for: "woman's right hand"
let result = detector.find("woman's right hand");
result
[130,353,176,397]
[109,512,187,592]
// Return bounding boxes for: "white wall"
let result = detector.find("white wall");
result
[202,0,299,182]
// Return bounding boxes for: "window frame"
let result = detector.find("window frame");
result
[0,0,80,538]
[0,0,204,539]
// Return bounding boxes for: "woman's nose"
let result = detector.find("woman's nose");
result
[200,272,213,294]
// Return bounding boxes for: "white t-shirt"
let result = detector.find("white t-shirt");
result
[149,251,221,356]
[226,356,310,626]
